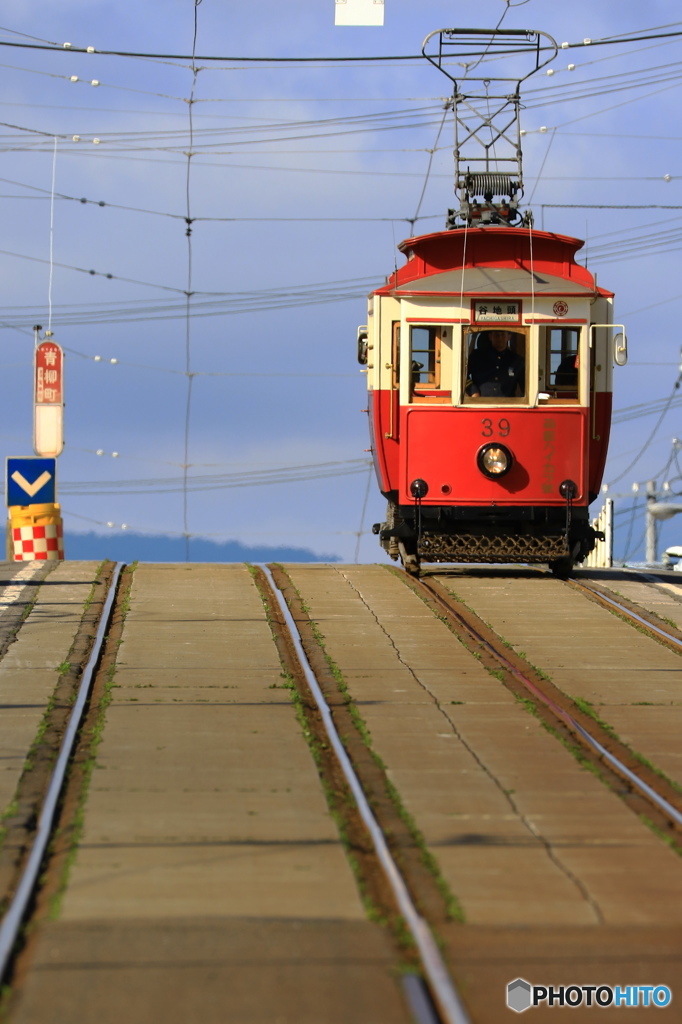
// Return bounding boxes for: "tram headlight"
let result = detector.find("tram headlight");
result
[477,443,513,478]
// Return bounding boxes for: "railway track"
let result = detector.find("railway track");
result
[3,559,682,1023]
[0,562,125,989]
[405,567,682,845]
[257,565,471,1024]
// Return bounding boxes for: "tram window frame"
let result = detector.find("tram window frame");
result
[461,328,528,406]
[408,325,451,404]
[541,326,582,403]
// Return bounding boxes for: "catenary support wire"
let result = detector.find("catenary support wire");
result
[182,0,203,562]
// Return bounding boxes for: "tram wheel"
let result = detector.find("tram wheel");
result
[548,557,575,579]
[398,541,421,577]
[385,500,401,561]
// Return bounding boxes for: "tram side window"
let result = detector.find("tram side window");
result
[410,326,440,388]
[462,329,526,403]
[545,327,581,399]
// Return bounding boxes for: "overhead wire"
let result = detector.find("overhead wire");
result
[524,59,682,102]
[2,14,675,552]
[613,395,682,425]
[0,245,186,293]
[0,276,382,330]
[49,457,374,496]
[0,26,680,62]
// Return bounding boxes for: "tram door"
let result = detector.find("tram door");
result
[388,321,400,440]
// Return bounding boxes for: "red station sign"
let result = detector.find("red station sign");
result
[34,340,64,458]
[35,341,63,404]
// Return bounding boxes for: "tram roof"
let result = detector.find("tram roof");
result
[373,226,614,299]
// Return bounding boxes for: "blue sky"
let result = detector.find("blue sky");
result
[1,0,681,562]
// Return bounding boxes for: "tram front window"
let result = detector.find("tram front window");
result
[463,329,526,403]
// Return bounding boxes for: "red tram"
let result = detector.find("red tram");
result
[358,27,626,577]
[359,224,625,576]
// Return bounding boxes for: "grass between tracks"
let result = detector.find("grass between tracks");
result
[48,562,137,921]
[251,564,464,933]
[248,566,398,933]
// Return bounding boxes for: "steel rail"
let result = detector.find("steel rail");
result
[418,575,682,831]
[574,577,682,652]
[0,561,125,981]
[261,565,470,1024]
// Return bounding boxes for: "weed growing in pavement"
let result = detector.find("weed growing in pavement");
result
[571,696,619,740]
[0,800,19,848]
[518,656,552,683]
[21,681,63,775]
[0,800,18,822]
[118,562,137,617]
[81,560,106,614]
[631,750,682,795]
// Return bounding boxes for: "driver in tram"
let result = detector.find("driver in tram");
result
[466,330,525,397]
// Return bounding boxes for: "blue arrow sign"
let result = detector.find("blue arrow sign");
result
[6,457,56,506]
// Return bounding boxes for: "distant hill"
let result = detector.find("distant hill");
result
[64,531,341,564]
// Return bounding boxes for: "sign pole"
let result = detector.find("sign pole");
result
[4,324,67,562]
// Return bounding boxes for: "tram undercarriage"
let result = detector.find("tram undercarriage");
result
[374,500,602,578]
